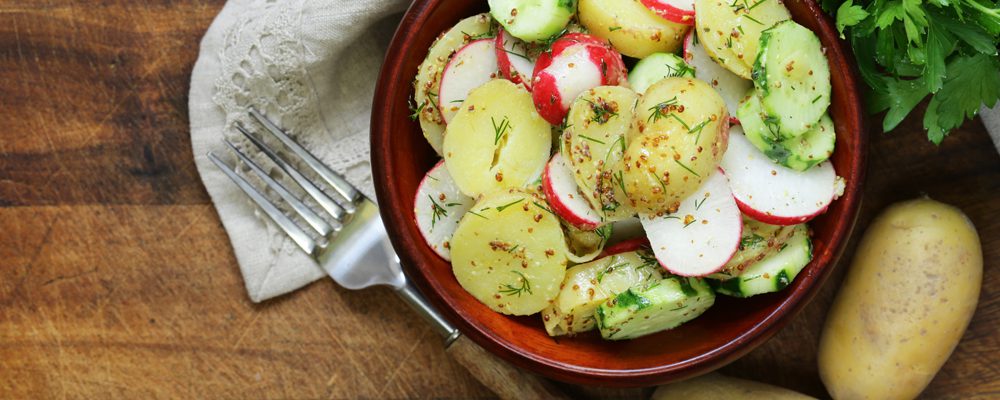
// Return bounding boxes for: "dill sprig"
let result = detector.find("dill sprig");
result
[499,270,533,297]
[492,116,512,146]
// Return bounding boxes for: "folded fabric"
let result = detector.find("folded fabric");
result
[188,0,407,302]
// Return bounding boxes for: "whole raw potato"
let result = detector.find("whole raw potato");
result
[652,373,815,399]
[818,198,982,400]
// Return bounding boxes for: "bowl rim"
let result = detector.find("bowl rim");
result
[372,0,867,386]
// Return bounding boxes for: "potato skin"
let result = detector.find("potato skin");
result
[818,198,983,400]
[652,373,815,399]
[621,77,729,214]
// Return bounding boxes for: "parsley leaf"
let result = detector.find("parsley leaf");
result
[833,0,1000,143]
[836,1,869,38]
[923,54,1000,144]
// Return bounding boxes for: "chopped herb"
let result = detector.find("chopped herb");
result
[495,198,524,212]
[664,62,696,77]
[408,97,426,121]
[507,244,520,254]
[668,113,691,130]
[578,134,606,144]
[688,118,711,143]
[606,135,626,163]
[428,195,448,229]
[608,26,623,32]
[585,98,620,124]
[748,0,767,10]
[450,99,465,103]
[812,94,823,103]
[683,218,697,228]
[533,201,556,216]
[740,233,766,250]
[491,116,512,146]
[662,215,682,220]
[467,210,489,219]
[503,48,530,60]
[595,225,612,242]
[744,14,764,25]
[674,159,701,177]
[498,270,533,297]
[613,170,628,196]
[652,172,668,195]
[694,196,708,210]
[669,305,689,311]
[647,97,679,123]
[597,263,629,283]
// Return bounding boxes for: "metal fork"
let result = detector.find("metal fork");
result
[207,108,458,342]
[208,108,570,400]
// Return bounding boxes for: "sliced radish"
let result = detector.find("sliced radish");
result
[642,0,695,25]
[413,161,475,260]
[542,153,603,230]
[721,127,838,225]
[600,237,651,258]
[640,169,742,277]
[683,31,752,119]
[495,28,536,89]
[438,39,500,123]
[532,34,627,125]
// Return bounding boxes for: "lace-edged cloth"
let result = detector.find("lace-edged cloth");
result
[189,0,407,302]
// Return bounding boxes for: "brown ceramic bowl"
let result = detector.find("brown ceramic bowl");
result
[372,0,865,387]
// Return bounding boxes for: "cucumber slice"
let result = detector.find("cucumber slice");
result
[752,20,831,138]
[709,217,796,280]
[709,224,812,298]
[542,250,663,336]
[596,275,715,340]
[489,0,577,43]
[738,92,836,171]
[627,53,695,94]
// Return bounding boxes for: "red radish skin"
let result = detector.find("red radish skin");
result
[413,161,475,260]
[531,35,627,125]
[721,128,838,225]
[642,0,695,25]
[438,39,500,123]
[640,169,743,277]
[495,28,535,89]
[599,237,652,257]
[542,153,603,230]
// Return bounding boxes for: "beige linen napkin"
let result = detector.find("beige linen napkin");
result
[189,0,406,302]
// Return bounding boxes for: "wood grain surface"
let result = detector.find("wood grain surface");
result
[0,1,996,399]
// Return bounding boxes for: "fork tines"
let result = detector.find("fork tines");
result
[208,108,362,256]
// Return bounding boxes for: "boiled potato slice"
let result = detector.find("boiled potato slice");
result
[578,0,690,58]
[695,0,790,79]
[818,198,982,400]
[451,189,569,315]
[413,14,493,155]
[621,77,729,214]
[563,86,639,221]
[542,250,663,336]
[443,79,551,197]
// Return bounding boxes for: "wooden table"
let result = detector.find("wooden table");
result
[1,1,996,398]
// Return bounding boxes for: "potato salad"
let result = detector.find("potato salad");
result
[409,0,844,340]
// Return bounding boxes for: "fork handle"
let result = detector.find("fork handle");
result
[446,334,573,400]
[394,283,570,400]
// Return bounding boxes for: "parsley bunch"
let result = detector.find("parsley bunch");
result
[826,0,1000,143]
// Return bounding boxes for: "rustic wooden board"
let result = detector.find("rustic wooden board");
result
[0,0,996,398]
